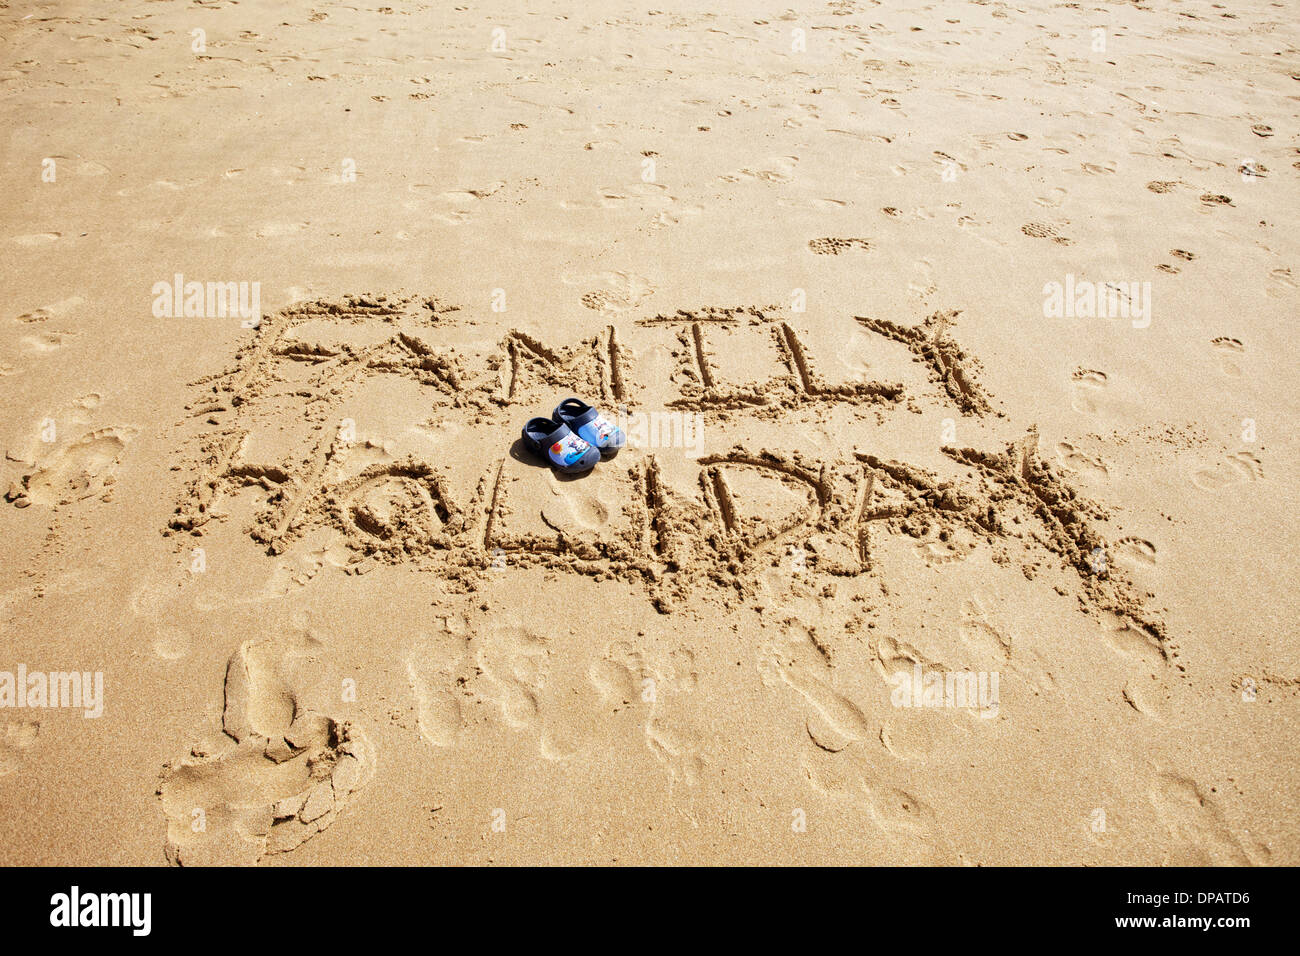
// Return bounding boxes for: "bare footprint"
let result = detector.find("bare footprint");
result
[9,426,137,507]
[10,232,62,246]
[1122,677,1171,722]
[1070,368,1108,414]
[587,640,647,713]
[1114,536,1157,568]
[1149,772,1259,865]
[477,623,549,729]
[1211,336,1244,376]
[1099,613,1167,670]
[1192,452,1262,492]
[961,593,1055,692]
[158,637,374,865]
[959,594,1012,661]
[759,620,872,750]
[803,751,939,844]
[573,271,655,313]
[19,329,76,353]
[914,536,974,568]
[644,717,703,787]
[407,626,470,748]
[1035,186,1067,208]
[907,258,937,298]
[1055,442,1109,481]
[14,295,84,324]
[1266,267,1296,299]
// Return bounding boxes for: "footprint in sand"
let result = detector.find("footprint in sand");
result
[759,620,872,753]
[644,717,704,788]
[1211,336,1244,376]
[663,647,698,692]
[1035,186,1067,208]
[583,639,701,784]
[1191,451,1262,492]
[569,271,655,313]
[253,221,309,239]
[907,258,937,298]
[10,232,62,246]
[541,478,613,532]
[959,594,1013,661]
[8,425,136,507]
[1266,267,1296,298]
[476,622,549,730]
[1149,771,1264,865]
[1055,442,1109,481]
[1099,612,1167,670]
[736,155,798,184]
[588,641,647,714]
[914,536,975,568]
[961,593,1055,693]
[1114,536,1157,569]
[802,748,941,853]
[158,636,375,866]
[6,395,131,507]
[19,329,76,353]
[1070,368,1108,414]
[14,295,84,324]
[1079,161,1116,176]
[0,720,41,778]
[404,620,470,747]
[1122,676,1172,722]
[152,626,192,661]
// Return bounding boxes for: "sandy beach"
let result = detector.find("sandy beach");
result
[0,0,1296,866]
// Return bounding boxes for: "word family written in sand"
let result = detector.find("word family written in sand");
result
[162,294,1161,640]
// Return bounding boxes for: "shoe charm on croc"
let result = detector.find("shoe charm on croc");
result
[521,416,601,473]
[553,397,625,455]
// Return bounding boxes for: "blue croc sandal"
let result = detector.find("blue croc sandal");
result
[553,397,625,456]
[521,416,601,473]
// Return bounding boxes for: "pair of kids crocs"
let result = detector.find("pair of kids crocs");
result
[521,397,625,474]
